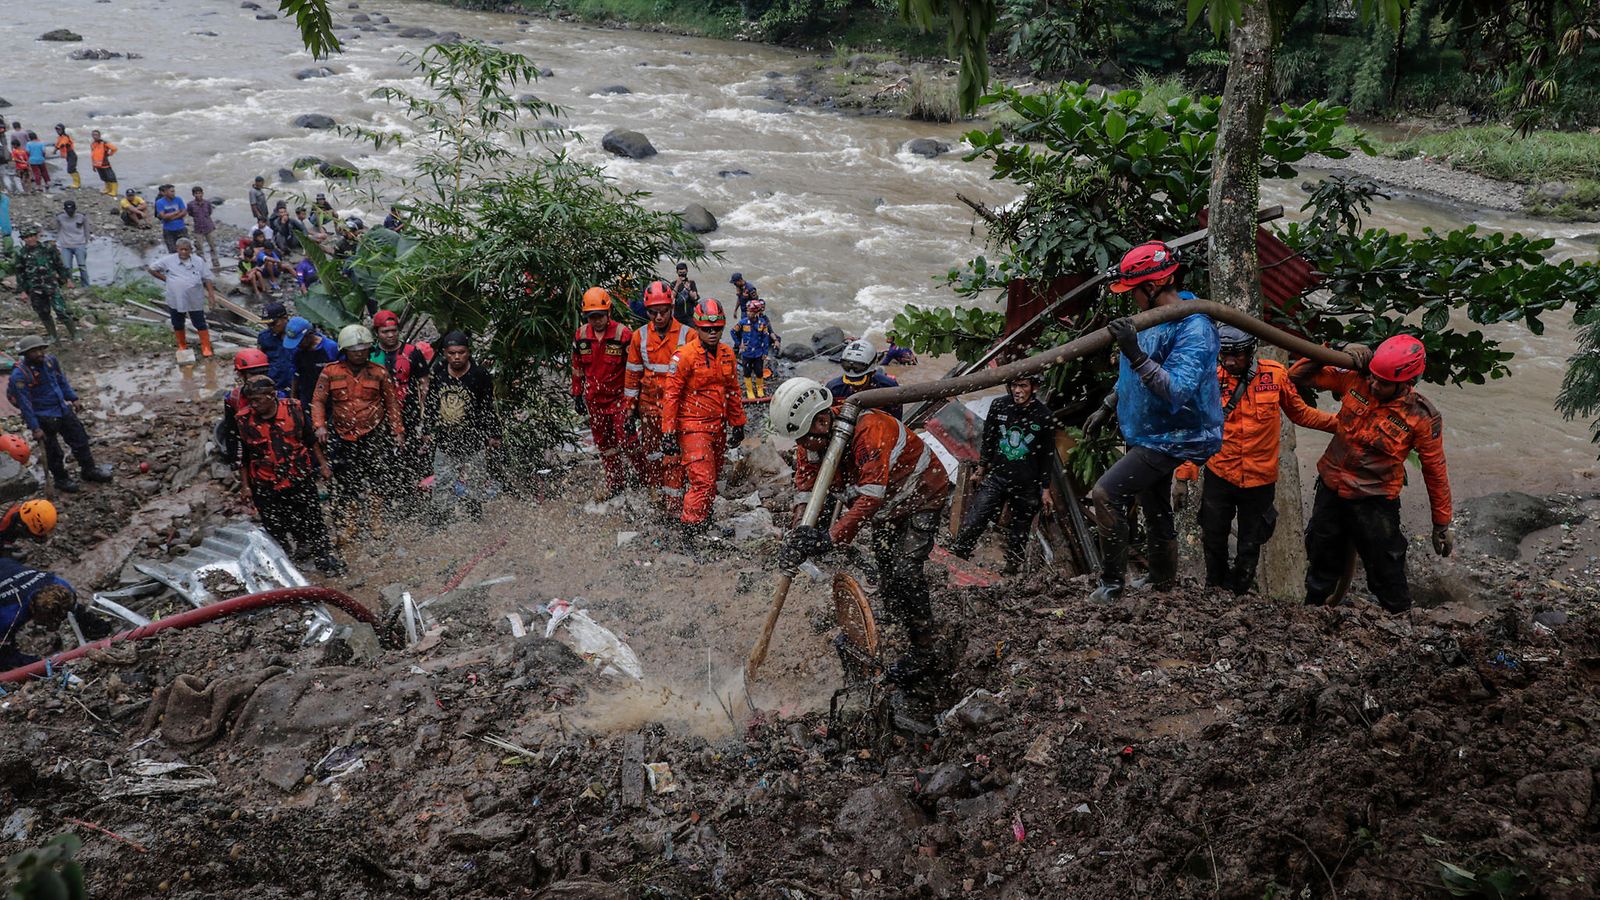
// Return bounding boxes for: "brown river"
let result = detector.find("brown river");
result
[8,0,1599,504]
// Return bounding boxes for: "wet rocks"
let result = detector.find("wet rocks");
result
[1515,769,1593,833]
[718,168,751,178]
[834,784,928,846]
[350,12,370,21]
[0,98,10,109]
[397,26,437,38]
[939,689,1008,732]
[276,167,298,183]
[780,342,816,362]
[241,1,260,7]
[292,114,337,130]
[677,203,718,234]
[445,814,526,851]
[40,29,84,41]
[810,326,847,356]
[69,49,137,60]
[1458,491,1561,559]
[255,13,278,20]
[294,66,336,80]
[261,756,307,792]
[601,129,656,160]
[0,456,42,503]
[592,85,632,96]
[903,138,951,159]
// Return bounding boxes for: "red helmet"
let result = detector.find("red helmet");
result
[747,298,765,316]
[643,280,673,308]
[1108,240,1181,294]
[1369,334,1426,382]
[693,299,727,327]
[233,348,270,372]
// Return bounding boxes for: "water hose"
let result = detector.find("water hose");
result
[746,301,1356,674]
[0,587,376,684]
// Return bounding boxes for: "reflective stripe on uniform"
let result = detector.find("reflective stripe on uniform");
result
[625,363,644,372]
[623,388,640,398]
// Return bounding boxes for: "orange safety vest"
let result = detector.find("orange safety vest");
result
[54,135,75,156]
[794,408,949,544]
[624,319,691,417]
[312,361,403,442]
[1292,361,1452,525]
[1205,358,1337,489]
[238,398,315,491]
[90,140,115,168]
[660,338,746,435]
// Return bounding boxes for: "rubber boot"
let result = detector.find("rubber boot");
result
[107,181,118,197]
[61,314,78,342]
[742,376,755,401]
[1130,539,1179,592]
[1229,559,1259,596]
[81,463,113,483]
[173,329,188,350]
[197,329,214,358]
[1090,522,1129,603]
[754,376,767,399]
[71,172,81,189]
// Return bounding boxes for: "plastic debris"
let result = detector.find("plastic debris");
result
[101,759,217,798]
[543,599,643,680]
[645,762,678,794]
[505,613,527,639]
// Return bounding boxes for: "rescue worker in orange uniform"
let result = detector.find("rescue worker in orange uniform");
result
[1290,333,1453,613]
[0,498,55,559]
[312,325,403,540]
[237,376,344,575]
[572,287,634,501]
[217,348,275,467]
[772,377,950,685]
[659,299,746,535]
[1186,324,1337,594]
[625,280,692,510]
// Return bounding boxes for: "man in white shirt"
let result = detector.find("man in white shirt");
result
[148,238,220,358]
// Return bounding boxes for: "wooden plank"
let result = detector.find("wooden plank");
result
[620,732,645,809]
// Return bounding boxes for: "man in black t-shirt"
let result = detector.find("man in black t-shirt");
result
[949,374,1061,574]
[670,262,700,329]
[421,331,501,522]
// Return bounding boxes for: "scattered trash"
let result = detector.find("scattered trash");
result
[480,733,539,761]
[2,807,38,842]
[1011,812,1026,842]
[542,599,643,680]
[1491,650,1520,670]
[645,762,678,794]
[505,613,527,638]
[101,759,217,798]
[314,745,367,783]
[617,531,640,547]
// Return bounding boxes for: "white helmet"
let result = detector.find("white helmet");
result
[839,339,879,377]
[337,323,374,352]
[769,377,834,440]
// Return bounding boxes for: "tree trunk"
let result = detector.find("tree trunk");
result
[1207,0,1307,602]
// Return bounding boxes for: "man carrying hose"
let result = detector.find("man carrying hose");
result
[1083,241,1222,603]
[625,281,692,512]
[1178,325,1338,595]
[1290,334,1453,613]
[660,299,746,538]
[771,377,950,685]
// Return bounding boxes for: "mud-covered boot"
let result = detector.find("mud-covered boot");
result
[1130,538,1179,592]
[1088,579,1124,604]
[1229,560,1259,596]
[81,463,113,483]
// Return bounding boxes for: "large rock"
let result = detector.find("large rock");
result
[718,168,751,178]
[69,49,129,60]
[317,156,358,178]
[0,98,11,109]
[834,784,928,848]
[276,167,298,183]
[780,342,815,362]
[677,203,718,234]
[592,84,632,95]
[294,66,336,80]
[903,138,951,159]
[292,113,337,130]
[350,12,369,21]
[397,26,436,38]
[601,129,656,160]
[0,457,43,503]
[40,29,84,41]
[1458,491,1561,559]
[810,326,847,356]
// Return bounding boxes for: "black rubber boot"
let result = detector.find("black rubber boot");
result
[1130,539,1179,592]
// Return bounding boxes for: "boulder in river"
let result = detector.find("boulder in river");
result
[40,29,84,41]
[69,49,132,60]
[718,168,751,178]
[592,85,632,96]
[276,168,298,184]
[292,114,337,130]
[255,12,277,20]
[903,138,951,158]
[780,342,816,362]
[241,1,260,8]
[514,93,542,107]
[373,15,390,24]
[0,98,11,109]
[290,155,324,170]
[810,326,848,356]
[317,156,358,178]
[1458,491,1563,559]
[295,67,336,80]
[436,30,462,42]
[397,26,436,38]
[601,129,656,160]
[350,12,369,21]
[677,203,718,234]
[538,66,554,78]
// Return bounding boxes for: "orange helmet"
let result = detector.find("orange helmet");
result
[643,280,673,308]
[581,287,613,315]
[0,434,30,465]
[694,299,727,327]
[2,499,58,538]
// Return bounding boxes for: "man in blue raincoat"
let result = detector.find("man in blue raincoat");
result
[0,557,109,672]
[1083,240,1222,602]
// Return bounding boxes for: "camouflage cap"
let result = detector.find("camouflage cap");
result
[17,224,40,238]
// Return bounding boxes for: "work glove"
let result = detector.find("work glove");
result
[729,424,745,446]
[1081,400,1120,432]
[1342,343,1374,371]
[660,433,680,458]
[1432,524,1454,557]
[1106,317,1147,368]
[779,525,834,569]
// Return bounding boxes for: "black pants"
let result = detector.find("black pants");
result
[951,476,1041,568]
[1198,472,1276,593]
[96,165,115,184]
[1304,479,1410,612]
[168,308,208,331]
[162,228,189,253]
[255,478,332,559]
[28,293,76,341]
[329,430,391,507]
[1092,446,1183,585]
[37,411,95,480]
[869,508,940,642]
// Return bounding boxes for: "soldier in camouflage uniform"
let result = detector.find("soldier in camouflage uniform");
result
[11,225,78,341]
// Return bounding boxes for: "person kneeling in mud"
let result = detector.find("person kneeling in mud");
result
[1,559,114,672]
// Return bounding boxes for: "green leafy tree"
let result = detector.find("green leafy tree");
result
[1557,306,1600,456]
